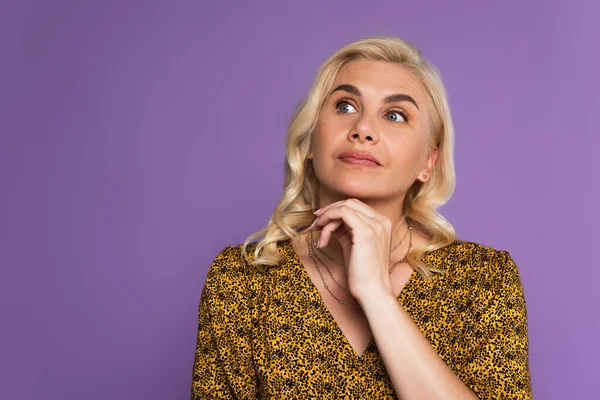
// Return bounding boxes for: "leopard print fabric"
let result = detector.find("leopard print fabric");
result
[191,239,532,399]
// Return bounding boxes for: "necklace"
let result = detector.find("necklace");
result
[389,224,413,274]
[306,233,362,309]
[308,237,353,294]
[306,221,413,309]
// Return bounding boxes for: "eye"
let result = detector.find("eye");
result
[333,96,411,123]
[334,98,357,114]
[386,109,410,123]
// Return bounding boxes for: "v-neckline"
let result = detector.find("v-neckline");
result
[283,239,419,362]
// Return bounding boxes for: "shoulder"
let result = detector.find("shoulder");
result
[428,239,497,262]
[204,244,243,283]
[205,241,264,275]
[202,243,254,295]
[427,239,521,286]
[203,241,278,294]
[200,242,268,319]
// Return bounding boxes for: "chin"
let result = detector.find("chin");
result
[331,182,386,200]
[316,167,389,199]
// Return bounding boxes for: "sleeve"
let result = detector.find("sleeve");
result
[191,245,258,400]
[458,250,533,400]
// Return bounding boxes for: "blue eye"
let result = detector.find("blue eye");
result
[387,110,410,122]
[333,96,410,122]
[336,100,356,114]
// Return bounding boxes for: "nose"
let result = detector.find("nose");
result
[348,113,379,143]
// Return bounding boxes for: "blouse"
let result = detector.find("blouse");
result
[191,239,533,399]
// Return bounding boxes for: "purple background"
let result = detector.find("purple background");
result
[2,1,598,399]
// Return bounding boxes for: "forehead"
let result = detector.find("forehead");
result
[331,60,426,102]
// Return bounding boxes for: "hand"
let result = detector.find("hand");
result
[310,198,396,302]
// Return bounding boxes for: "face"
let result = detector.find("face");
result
[309,60,438,202]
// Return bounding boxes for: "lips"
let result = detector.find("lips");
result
[337,150,381,166]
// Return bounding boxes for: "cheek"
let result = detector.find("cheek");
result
[316,116,338,134]
[312,119,341,152]
[388,140,427,173]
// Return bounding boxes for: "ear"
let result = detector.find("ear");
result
[307,152,313,160]
[418,147,438,182]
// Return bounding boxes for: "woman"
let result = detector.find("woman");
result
[192,36,532,399]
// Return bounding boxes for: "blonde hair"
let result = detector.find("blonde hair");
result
[241,35,456,280]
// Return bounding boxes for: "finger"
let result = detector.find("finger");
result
[338,198,391,225]
[314,200,344,216]
[317,219,342,248]
[318,201,390,241]
[316,198,391,229]
[315,205,372,248]
[330,212,389,254]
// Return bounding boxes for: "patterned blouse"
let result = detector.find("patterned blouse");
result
[191,239,533,399]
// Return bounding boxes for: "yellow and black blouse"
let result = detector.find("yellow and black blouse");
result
[191,239,533,399]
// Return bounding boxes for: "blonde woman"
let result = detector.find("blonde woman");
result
[192,36,532,399]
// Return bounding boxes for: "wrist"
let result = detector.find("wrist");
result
[354,284,396,308]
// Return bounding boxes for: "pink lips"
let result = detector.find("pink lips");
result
[337,150,381,167]
[339,158,379,167]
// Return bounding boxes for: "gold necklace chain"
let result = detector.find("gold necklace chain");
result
[305,222,413,309]
[308,238,352,294]
[389,224,413,274]
[306,234,362,309]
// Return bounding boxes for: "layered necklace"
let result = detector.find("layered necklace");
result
[305,219,413,309]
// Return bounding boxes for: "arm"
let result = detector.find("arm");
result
[191,246,258,399]
[359,287,480,399]
[359,250,532,400]
[453,250,533,399]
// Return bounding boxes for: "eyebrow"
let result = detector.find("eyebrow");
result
[330,84,419,110]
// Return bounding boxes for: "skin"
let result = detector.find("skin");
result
[290,60,479,399]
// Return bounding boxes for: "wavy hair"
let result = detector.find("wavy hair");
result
[241,35,456,280]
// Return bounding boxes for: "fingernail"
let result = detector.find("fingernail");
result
[313,208,321,215]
